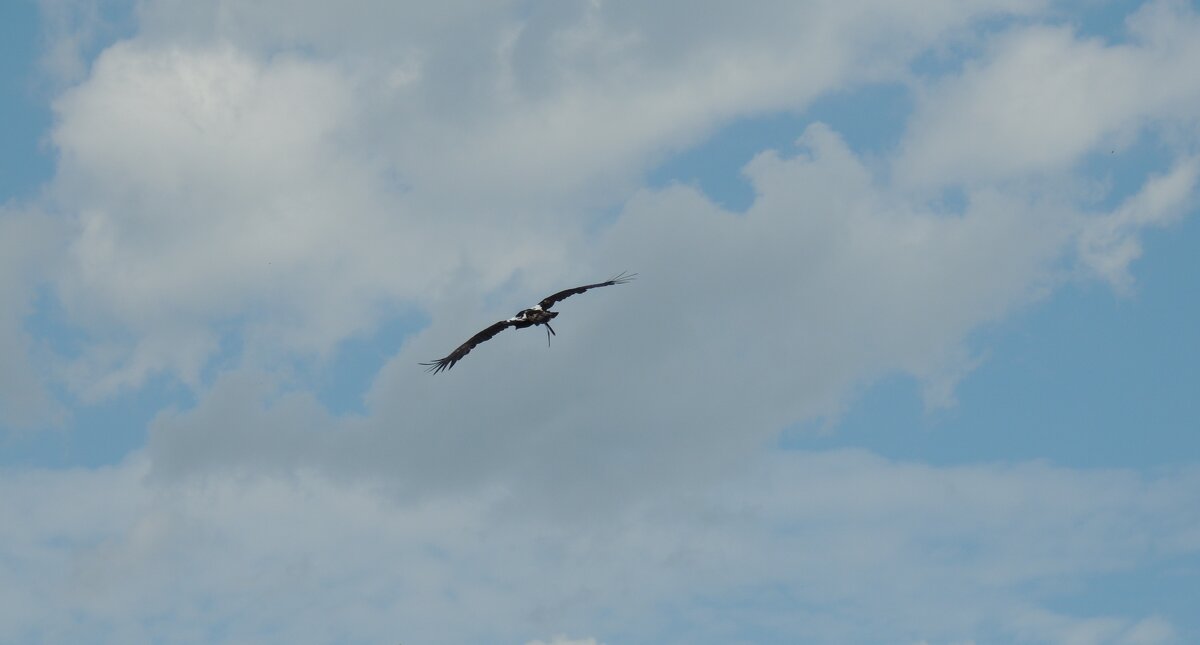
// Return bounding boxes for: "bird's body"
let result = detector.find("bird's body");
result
[421,272,635,373]
[511,306,557,328]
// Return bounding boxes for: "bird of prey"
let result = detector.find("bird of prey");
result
[421,272,636,374]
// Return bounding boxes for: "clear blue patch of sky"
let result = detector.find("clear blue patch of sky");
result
[909,44,972,80]
[197,320,248,386]
[6,289,198,469]
[646,83,911,212]
[1,0,140,201]
[908,1,1150,79]
[1052,0,1150,44]
[646,111,807,212]
[782,203,1200,470]
[934,185,969,215]
[1039,551,1200,643]
[805,83,911,155]
[311,309,428,415]
[25,285,88,360]
[48,0,139,75]
[908,12,1021,79]
[5,299,429,465]
[0,1,55,201]
[1078,130,1174,211]
[0,374,193,469]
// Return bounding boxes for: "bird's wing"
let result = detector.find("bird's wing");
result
[537,271,636,310]
[420,319,517,373]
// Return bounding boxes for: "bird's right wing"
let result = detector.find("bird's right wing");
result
[537,271,637,310]
[420,319,517,374]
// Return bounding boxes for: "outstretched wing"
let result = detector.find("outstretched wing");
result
[421,319,517,374]
[537,271,637,310]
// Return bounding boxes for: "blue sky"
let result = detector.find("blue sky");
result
[2,1,1199,644]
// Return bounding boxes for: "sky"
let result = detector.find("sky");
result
[1,1,1199,643]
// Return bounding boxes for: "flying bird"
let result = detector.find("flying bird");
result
[421,272,636,374]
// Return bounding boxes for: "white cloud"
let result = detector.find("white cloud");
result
[1078,157,1199,291]
[38,0,1075,399]
[1,451,1195,644]
[48,42,451,398]
[9,1,1200,640]
[896,0,1200,188]
[30,0,1198,411]
[141,123,1082,504]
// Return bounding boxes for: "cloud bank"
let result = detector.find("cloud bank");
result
[2,0,1199,643]
[3,451,1196,644]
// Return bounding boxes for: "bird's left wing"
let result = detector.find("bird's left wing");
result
[420,319,517,374]
[537,271,636,310]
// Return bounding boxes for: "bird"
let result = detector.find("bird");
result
[421,272,636,373]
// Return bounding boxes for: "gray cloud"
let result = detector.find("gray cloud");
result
[2,451,1195,643]
[144,123,1088,508]
[897,1,1200,188]
[34,0,1198,408]
[40,0,1074,399]
[5,2,1200,642]
[0,207,65,430]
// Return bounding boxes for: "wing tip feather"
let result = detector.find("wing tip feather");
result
[609,270,637,285]
[420,359,453,374]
